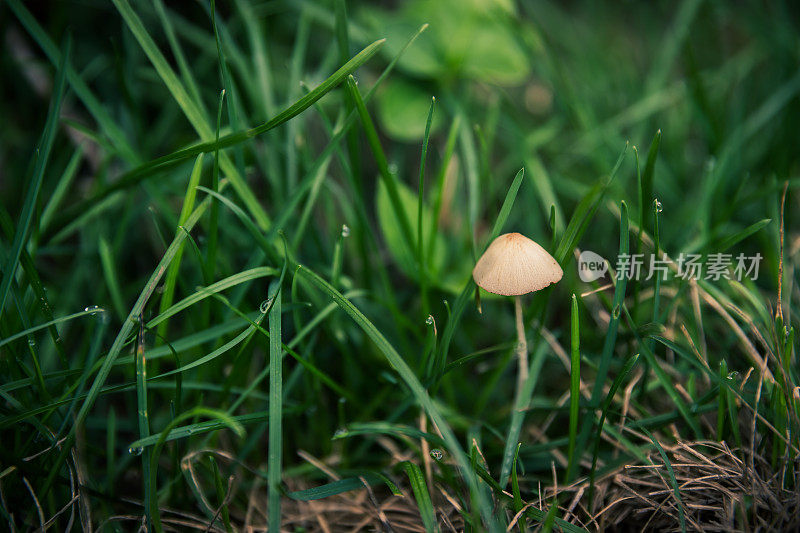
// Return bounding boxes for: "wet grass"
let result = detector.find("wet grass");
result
[0,0,798,530]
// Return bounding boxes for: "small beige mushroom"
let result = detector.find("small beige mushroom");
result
[473,232,563,391]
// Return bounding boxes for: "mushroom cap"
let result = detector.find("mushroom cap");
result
[472,233,563,296]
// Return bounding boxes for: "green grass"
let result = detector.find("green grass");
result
[1,0,798,531]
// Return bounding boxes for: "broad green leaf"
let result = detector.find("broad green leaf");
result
[376,180,447,279]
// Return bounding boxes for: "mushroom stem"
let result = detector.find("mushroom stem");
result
[514,295,528,393]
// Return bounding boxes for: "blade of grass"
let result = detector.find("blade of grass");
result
[434,167,525,385]
[0,308,105,349]
[7,0,140,164]
[285,8,311,195]
[574,200,631,472]
[346,75,415,255]
[40,146,83,232]
[207,89,225,283]
[418,97,435,315]
[157,154,205,339]
[149,408,244,533]
[511,443,526,532]
[498,342,548,488]
[267,279,283,531]
[39,195,216,500]
[587,353,640,509]
[401,461,438,533]
[554,144,628,265]
[565,294,581,483]
[428,114,461,262]
[297,266,499,530]
[136,315,152,528]
[147,267,277,329]
[111,0,269,231]
[153,0,204,112]
[0,36,69,316]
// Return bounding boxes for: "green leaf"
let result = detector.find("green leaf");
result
[286,474,391,501]
[377,179,446,279]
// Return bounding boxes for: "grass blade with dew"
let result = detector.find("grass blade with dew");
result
[267,279,283,531]
[0,208,68,367]
[0,35,69,316]
[566,294,581,483]
[38,194,216,500]
[146,267,278,329]
[638,130,661,236]
[0,308,106,349]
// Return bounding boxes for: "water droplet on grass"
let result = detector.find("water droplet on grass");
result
[333,428,347,438]
[341,224,350,238]
[128,446,143,456]
[260,299,272,313]
[430,449,444,460]
[654,199,663,213]
[425,315,434,325]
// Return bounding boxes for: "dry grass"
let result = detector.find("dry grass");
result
[547,440,800,532]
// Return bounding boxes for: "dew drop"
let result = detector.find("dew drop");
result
[388,163,398,176]
[425,315,434,325]
[28,338,36,347]
[128,446,144,456]
[654,199,663,213]
[341,224,350,238]
[84,305,100,313]
[333,428,347,438]
[612,305,621,319]
[727,371,739,380]
[429,449,444,461]
[259,299,272,314]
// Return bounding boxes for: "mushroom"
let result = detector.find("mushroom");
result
[473,232,563,392]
